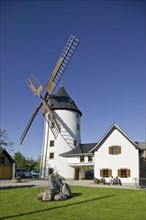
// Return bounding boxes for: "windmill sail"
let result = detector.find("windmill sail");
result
[20,102,42,145]
[27,74,43,96]
[45,35,79,94]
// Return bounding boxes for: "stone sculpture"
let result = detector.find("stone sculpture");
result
[38,175,71,201]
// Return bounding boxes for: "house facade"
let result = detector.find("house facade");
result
[92,124,143,184]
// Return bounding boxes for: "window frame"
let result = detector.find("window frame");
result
[74,140,77,147]
[109,146,121,155]
[80,156,84,162]
[48,168,53,175]
[118,168,130,178]
[88,156,92,162]
[50,140,55,147]
[100,168,112,178]
[49,153,54,159]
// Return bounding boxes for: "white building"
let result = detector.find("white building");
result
[40,86,146,184]
[92,124,144,184]
[40,85,82,179]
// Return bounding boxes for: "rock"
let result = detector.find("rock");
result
[61,182,71,198]
[38,175,71,202]
[48,175,55,189]
[42,188,55,201]
[37,192,43,200]
[54,192,68,201]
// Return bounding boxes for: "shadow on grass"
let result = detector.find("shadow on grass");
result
[71,192,82,198]
[0,194,115,220]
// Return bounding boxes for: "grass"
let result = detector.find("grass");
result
[0,186,145,220]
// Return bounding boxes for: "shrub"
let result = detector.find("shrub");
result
[94,177,100,184]
[100,178,106,185]
[94,177,106,184]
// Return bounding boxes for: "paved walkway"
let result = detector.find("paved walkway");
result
[0,179,140,190]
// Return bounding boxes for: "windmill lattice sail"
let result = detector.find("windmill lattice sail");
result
[27,74,43,96]
[20,103,42,145]
[45,35,79,94]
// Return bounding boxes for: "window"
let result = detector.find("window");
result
[109,146,121,155]
[74,140,77,146]
[80,156,84,162]
[49,153,54,159]
[50,140,54,147]
[100,169,112,177]
[88,156,92,162]
[118,169,130,178]
[48,168,53,175]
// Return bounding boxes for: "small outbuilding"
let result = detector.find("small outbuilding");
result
[0,147,16,179]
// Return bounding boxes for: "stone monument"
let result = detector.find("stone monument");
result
[38,175,71,201]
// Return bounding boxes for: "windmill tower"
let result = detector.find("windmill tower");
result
[41,85,82,179]
[20,35,80,179]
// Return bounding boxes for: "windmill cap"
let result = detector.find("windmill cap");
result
[49,86,82,116]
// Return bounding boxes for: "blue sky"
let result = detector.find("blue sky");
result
[1,0,145,159]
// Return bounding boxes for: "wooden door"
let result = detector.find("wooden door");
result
[75,168,80,180]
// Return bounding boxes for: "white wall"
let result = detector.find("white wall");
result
[67,156,94,165]
[94,129,139,184]
[41,109,81,179]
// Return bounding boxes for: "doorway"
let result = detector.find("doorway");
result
[74,168,80,180]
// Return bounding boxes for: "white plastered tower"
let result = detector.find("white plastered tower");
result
[40,85,82,179]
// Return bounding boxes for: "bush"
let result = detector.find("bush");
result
[100,178,106,184]
[94,177,106,185]
[94,177,100,184]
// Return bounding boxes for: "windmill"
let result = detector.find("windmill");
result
[20,35,80,145]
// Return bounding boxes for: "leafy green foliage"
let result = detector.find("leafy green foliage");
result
[14,151,26,168]
[94,177,107,184]
[0,186,145,220]
[13,151,41,171]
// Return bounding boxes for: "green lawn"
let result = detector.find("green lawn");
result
[0,186,145,220]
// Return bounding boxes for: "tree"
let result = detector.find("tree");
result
[34,156,41,172]
[14,151,26,168]
[25,156,41,171]
[0,128,14,152]
[14,151,41,171]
